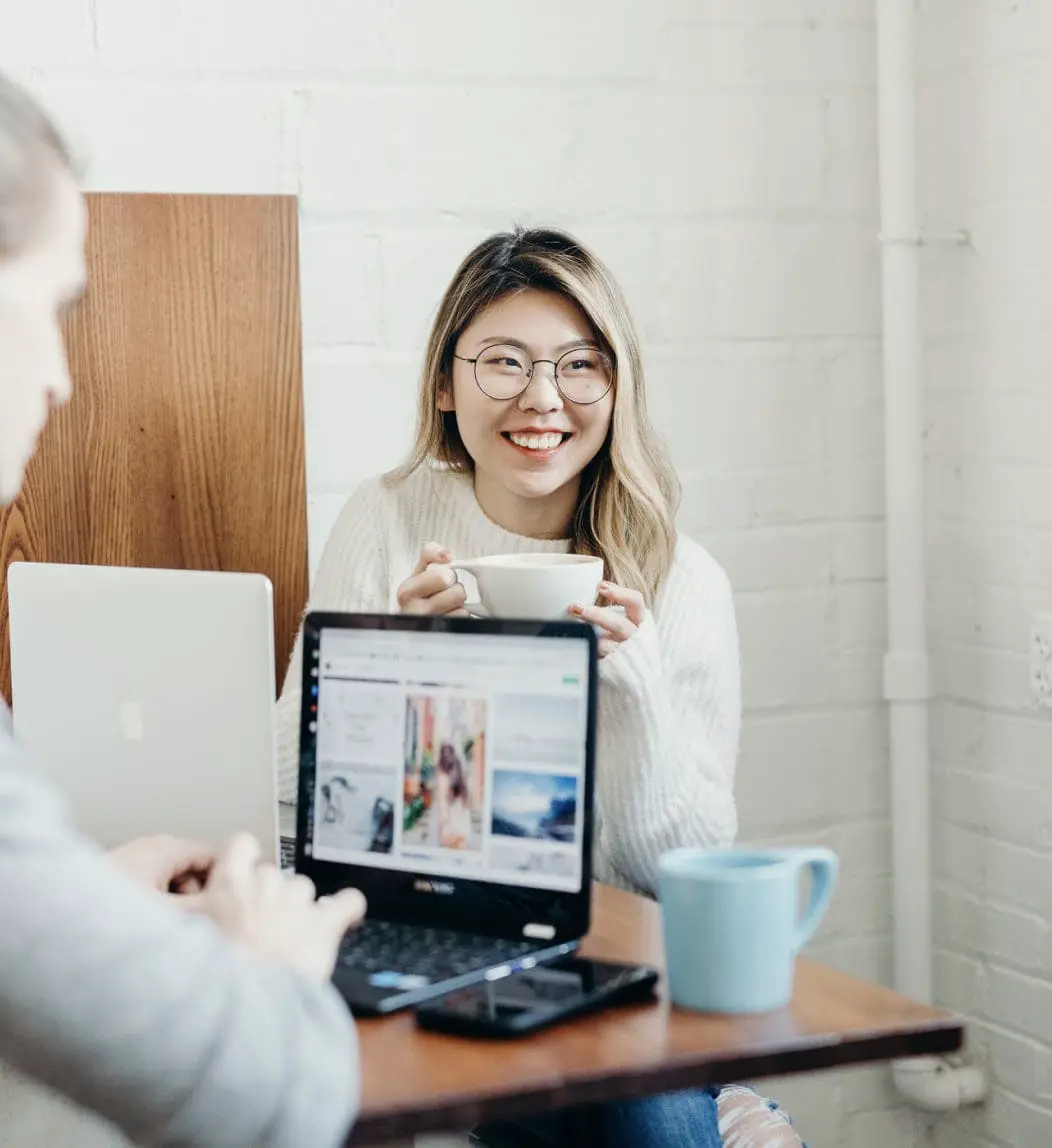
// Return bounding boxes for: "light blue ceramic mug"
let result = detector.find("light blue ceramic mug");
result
[658,846,839,1014]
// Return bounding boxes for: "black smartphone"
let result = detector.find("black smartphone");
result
[414,957,659,1039]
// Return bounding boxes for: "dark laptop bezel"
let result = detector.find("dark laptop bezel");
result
[295,611,598,945]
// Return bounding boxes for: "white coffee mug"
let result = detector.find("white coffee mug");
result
[450,553,604,620]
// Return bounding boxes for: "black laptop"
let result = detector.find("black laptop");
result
[295,611,598,1016]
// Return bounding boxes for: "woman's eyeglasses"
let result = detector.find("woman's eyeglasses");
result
[453,344,613,405]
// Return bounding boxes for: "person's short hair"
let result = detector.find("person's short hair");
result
[0,74,73,259]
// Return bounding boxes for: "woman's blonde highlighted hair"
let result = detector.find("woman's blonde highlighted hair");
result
[389,226,680,603]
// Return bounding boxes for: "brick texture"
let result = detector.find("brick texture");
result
[922,0,1052,1143]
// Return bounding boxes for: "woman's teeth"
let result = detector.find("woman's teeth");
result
[508,431,564,451]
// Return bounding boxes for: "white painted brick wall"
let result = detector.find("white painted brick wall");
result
[1,3,902,1144]
[921,0,1052,1144]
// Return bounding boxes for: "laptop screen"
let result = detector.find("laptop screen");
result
[301,625,591,895]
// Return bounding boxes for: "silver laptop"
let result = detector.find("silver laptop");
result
[7,562,281,859]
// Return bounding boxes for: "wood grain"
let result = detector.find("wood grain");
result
[0,193,308,702]
[351,884,964,1144]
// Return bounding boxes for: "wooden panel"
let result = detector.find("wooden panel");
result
[0,193,308,703]
[351,884,964,1144]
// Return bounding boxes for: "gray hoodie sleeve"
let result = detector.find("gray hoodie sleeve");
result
[0,709,360,1148]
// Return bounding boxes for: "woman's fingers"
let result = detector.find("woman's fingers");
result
[397,543,469,615]
[569,602,636,641]
[400,578,467,615]
[396,564,460,607]
[597,582,646,627]
[411,541,451,577]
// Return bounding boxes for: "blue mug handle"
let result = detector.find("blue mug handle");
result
[788,847,839,953]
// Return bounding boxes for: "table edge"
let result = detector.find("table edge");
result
[348,1015,964,1145]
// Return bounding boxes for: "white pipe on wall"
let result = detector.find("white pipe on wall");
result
[875,0,986,1111]
[876,0,929,1011]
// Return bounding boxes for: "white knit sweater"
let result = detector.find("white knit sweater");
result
[276,465,741,896]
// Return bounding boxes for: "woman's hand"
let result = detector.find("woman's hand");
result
[569,581,647,658]
[108,834,216,898]
[395,542,469,616]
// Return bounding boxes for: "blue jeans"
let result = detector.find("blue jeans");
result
[474,1086,723,1148]
[592,1087,723,1148]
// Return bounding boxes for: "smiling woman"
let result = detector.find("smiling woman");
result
[276,227,802,1148]
[394,228,678,595]
[278,224,740,883]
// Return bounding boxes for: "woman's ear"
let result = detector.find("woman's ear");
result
[437,375,455,412]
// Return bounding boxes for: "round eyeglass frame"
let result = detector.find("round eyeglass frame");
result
[452,344,614,406]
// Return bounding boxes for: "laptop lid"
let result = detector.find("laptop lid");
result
[295,612,598,946]
[7,562,280,858]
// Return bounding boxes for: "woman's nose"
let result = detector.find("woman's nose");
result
[518,363,563,411]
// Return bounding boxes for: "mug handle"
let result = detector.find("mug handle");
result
[788,847,839,953]
[447,562,487,616]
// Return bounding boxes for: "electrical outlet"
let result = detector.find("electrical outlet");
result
[1031,613,1052,707]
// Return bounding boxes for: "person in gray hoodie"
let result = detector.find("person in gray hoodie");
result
[0,72,367,1148]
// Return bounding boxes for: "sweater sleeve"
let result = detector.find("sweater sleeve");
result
[595,541,741,895]
[276,479,392,800]
[0,722,359,1148]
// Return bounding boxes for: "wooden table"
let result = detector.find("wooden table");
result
[351,884,964,1144]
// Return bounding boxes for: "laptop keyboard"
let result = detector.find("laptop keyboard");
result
[339,918,543,983]
[282,839,542,984]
